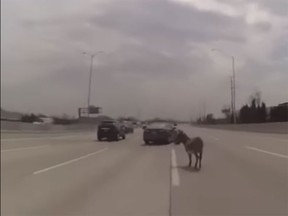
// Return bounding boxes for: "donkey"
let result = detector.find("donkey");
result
[174,130,203,169]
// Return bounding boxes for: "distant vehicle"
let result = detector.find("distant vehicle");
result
[97,120,126,141]
[132,121,140,128]
[142,121,148,129]
[143,122,177,144]
[39,117,53,124]
[33,121,44,125]
[123,121,134,133]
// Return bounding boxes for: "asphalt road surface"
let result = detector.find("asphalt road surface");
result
[1,125,288,216]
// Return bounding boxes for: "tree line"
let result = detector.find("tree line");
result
[196,91,287,124]
[239,99,266,123]
[239,92,287,123]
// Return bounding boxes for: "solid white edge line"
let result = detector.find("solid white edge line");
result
[1,145,49,153]
[171,149,180,186]
[33,148,108,175]
[246,146,288,159]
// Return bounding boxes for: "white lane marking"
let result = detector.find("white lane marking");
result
[33,148,108,175]
[171,149,180,186]
[246,146,288,159]
[210,136,219,141]
[245,135,288,143]
[1,135,87,142]
[1,145,49,153]
[265,138,288,143]
[47,135,88,140]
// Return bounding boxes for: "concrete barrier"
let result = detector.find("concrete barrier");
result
[194,122,288,134]
[1,121,97,133]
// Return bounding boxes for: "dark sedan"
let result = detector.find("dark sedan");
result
[143,123,177,144]
[97,121,126,141]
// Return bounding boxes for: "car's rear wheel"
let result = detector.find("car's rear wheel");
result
[122,134,126,139]
[97,133,103,141]
[165,136,172,144]
[113,134,119,141]
[144,140,150,145]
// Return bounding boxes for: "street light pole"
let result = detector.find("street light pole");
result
[87,54,95,110]
[83,51,103,116]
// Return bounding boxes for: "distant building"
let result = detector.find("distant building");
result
[278,102,288,107]
[0,108,23,121]
[267,102,288,122]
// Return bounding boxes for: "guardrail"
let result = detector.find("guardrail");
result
[1,121,97,133]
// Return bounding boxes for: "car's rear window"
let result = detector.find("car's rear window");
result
[99,125,115,129]
[147,123,170,129]
[101,121,115,124]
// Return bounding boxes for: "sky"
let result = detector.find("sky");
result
[1,0,288,120]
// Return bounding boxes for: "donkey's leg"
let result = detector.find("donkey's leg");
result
[188,153,192,167]
[199,152,203,169]
[194,153,199,169]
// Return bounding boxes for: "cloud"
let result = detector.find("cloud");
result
[253,0,288,17]
[1,0,287,120]
[216,0,288,17]
[93,0,247,45]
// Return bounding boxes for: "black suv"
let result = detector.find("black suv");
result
[97,121,126,141]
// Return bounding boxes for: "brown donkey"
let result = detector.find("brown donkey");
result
[174,130,203,169]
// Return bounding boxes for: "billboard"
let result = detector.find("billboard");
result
[88,106,101,114]
[78,106,102,118]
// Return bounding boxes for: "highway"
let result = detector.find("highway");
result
[1,125,288,216]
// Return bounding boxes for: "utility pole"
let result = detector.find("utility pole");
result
[230,76,234,123]
[203,102,206,119]
[211,49,237,124]
[232,56,236,124]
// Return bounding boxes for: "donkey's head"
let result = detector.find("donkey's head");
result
[174,130,187,145]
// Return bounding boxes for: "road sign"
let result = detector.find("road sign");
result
[88,106,101,114]
[78,106,102,118]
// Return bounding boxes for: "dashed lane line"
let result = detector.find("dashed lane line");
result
[246,146,288,159]
[33,148,108,175]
